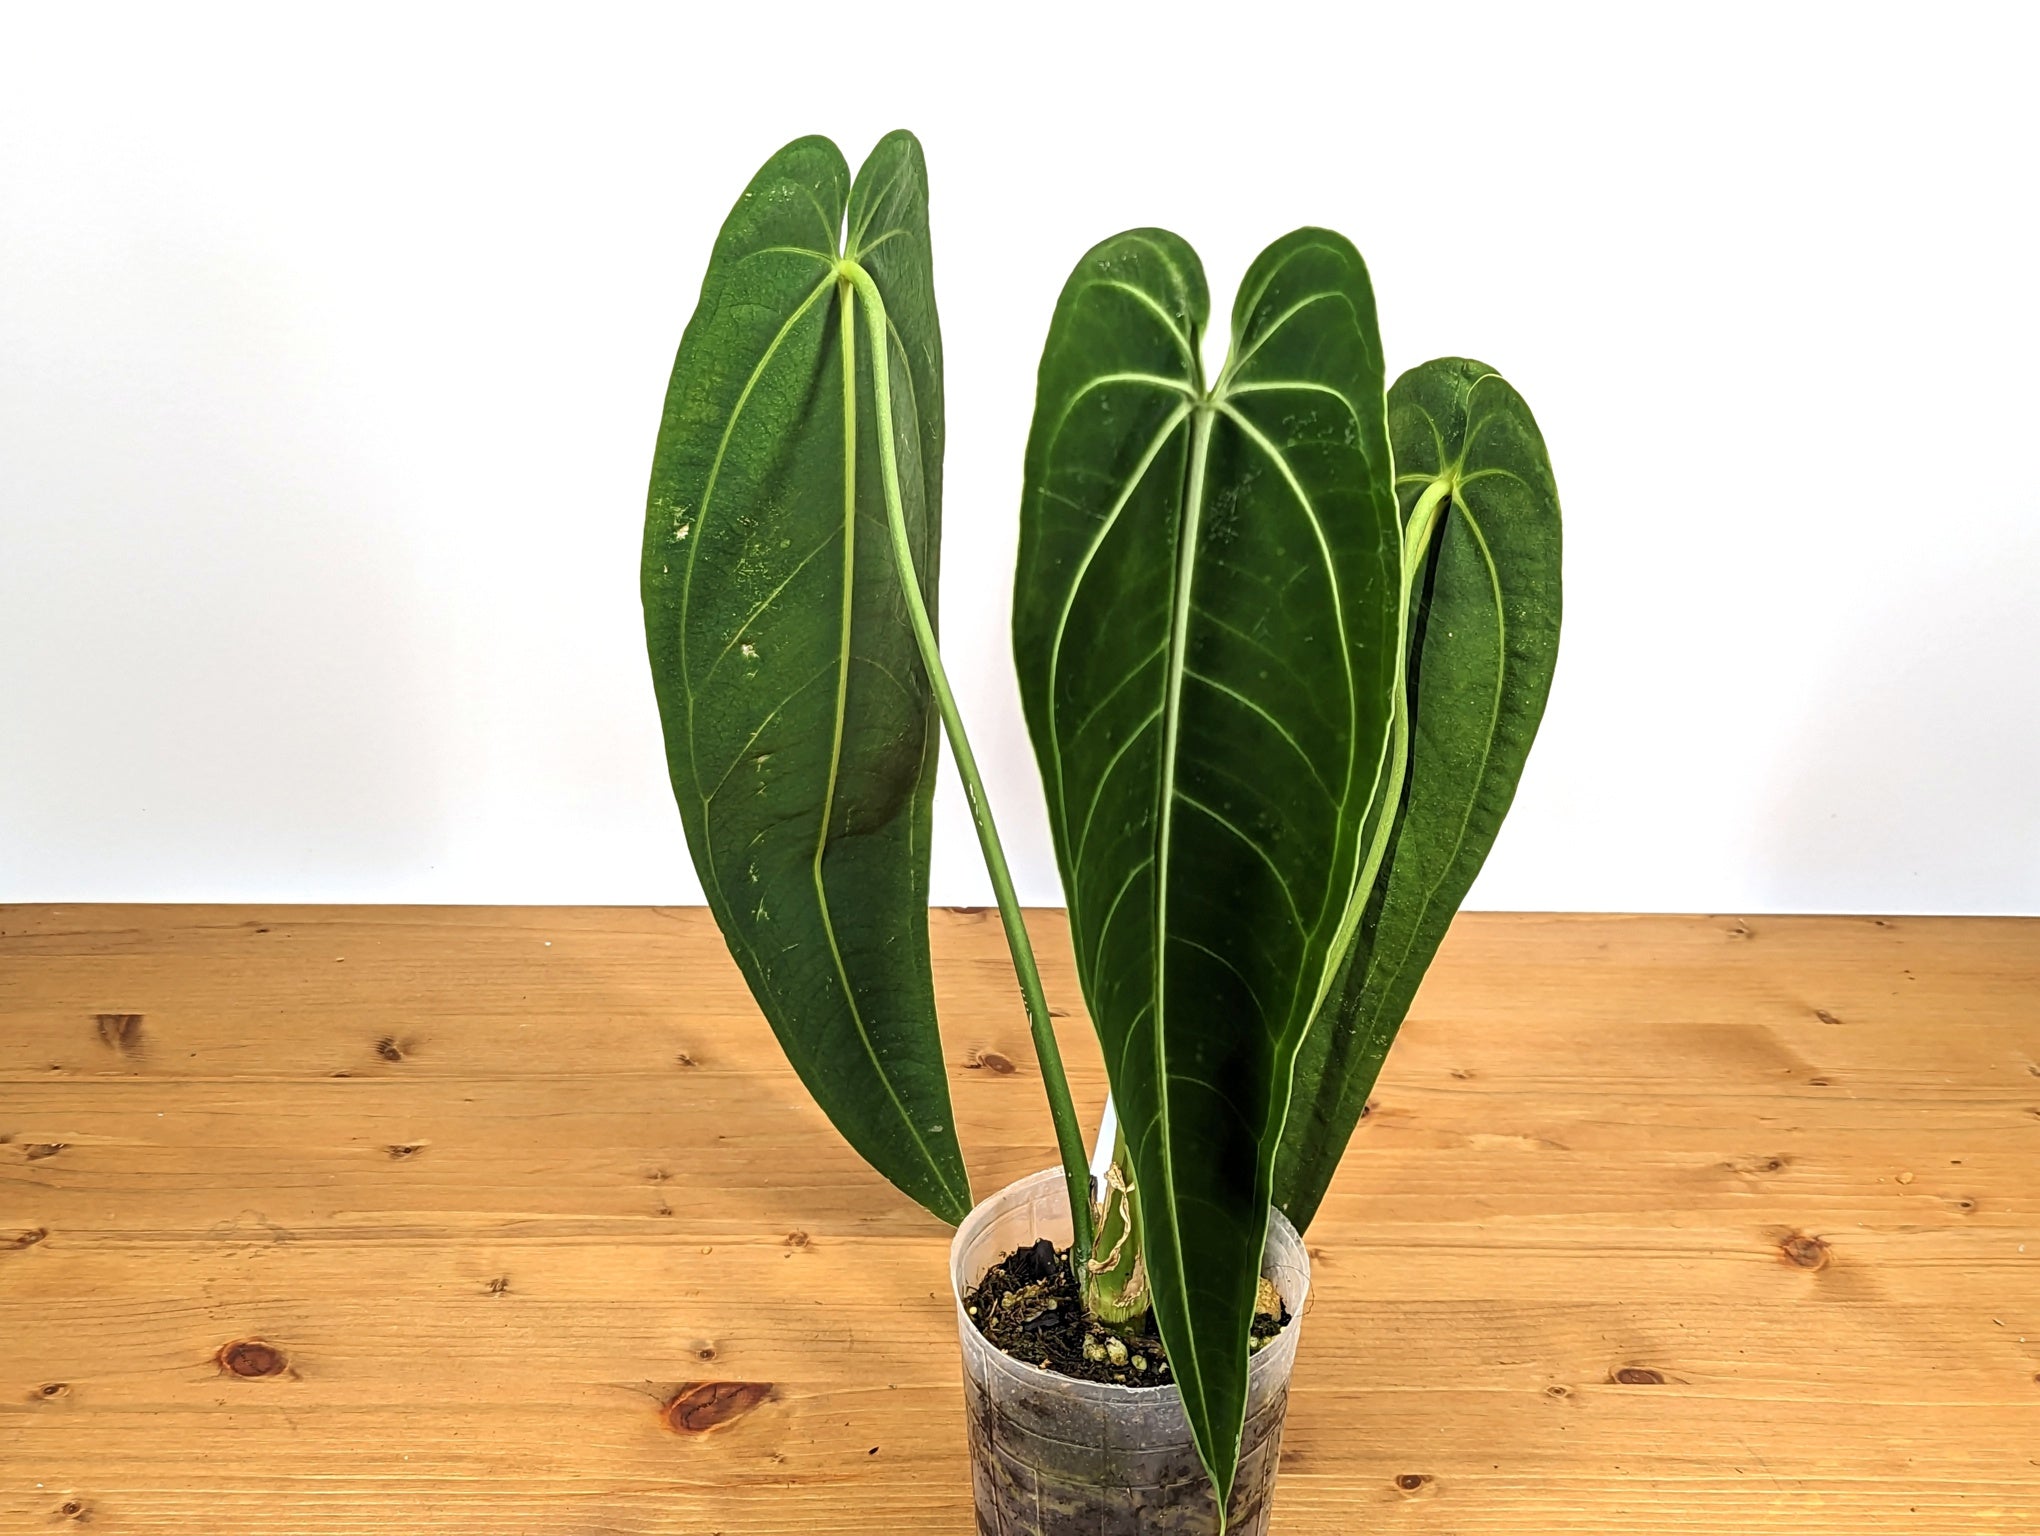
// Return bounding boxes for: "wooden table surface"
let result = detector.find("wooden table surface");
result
[2,907,2036,1533]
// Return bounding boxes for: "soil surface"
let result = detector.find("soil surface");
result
[963,1238,1290,1386]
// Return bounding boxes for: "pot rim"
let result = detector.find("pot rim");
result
[947,1166,1310,1401]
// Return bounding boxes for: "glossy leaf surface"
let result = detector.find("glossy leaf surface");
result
[1275,359,1563,1231]
[642,132,968,1224]
[1013,227,1400,1497]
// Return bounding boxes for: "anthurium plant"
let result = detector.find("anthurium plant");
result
[642,130,1560,1511]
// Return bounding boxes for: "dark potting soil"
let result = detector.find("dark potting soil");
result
[963,1238,1290,1386]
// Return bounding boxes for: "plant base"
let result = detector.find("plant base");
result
[950,1169,1310,1535]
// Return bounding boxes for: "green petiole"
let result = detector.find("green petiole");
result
[839,258,1096,1273]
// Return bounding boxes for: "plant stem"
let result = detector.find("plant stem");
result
[840,260,1096,1268]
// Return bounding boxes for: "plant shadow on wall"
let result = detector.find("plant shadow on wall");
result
[1758,535,2040,912]
[639,130,1561,1535]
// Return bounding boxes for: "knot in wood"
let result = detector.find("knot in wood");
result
[96,1012,143,1051]
[1779,1233,1829,1270]
[217,1340,286,1377]
[662,1381,772,1434]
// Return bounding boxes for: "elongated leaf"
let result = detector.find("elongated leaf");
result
[642,132,969,1224]
[1274,359,1563,1231]
[1013,228,1400,1498]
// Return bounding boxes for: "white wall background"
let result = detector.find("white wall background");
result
[2,2,2035,914]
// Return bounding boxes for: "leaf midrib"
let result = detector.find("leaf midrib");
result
[1150,400,1217,1410]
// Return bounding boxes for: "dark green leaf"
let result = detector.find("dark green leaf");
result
[1013,228,1400,1497]
[641,132,968,1224]
[1274,359,1563,1232]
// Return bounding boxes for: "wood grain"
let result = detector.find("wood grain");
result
[1,906,2036,1533]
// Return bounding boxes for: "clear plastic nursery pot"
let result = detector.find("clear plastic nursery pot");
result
[951,1168,1310,1535]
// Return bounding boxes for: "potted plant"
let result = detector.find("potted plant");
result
[641,130,1561,1535]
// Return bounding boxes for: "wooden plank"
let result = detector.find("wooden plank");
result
[1,906,2035,1533]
